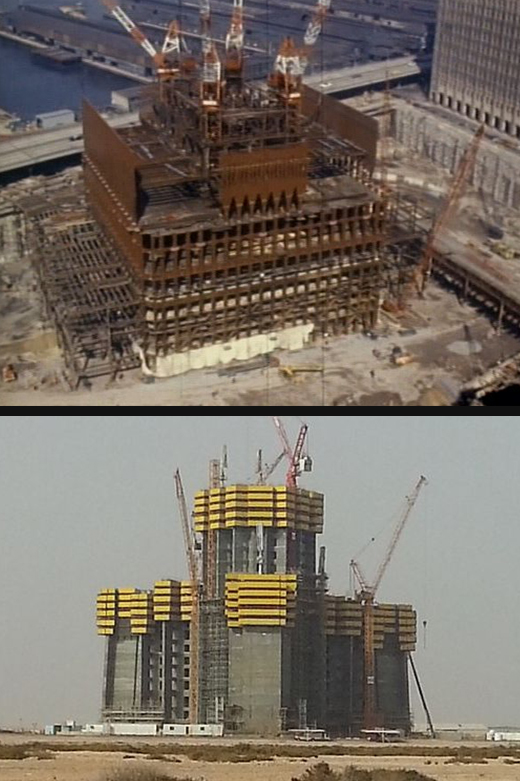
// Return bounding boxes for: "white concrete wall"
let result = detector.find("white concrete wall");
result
[394,103,520,210]
[136,323,315,378]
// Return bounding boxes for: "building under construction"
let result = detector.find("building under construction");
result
[17,0,422,384]
[83,82,386,376]
[96,422,421,736]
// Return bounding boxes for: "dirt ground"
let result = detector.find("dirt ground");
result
[2,153,520,406]
[1,285,519,406]
[1,738,520,781]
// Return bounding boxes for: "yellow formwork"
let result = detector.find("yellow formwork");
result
[325,596,364,636]
[224,573,297,627]
[152,579,183,621]
[194,485,324,533]
[96,588,119,635]
[96,587,160,636]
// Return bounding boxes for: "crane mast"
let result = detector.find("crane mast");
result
[201,43,222,108]
[199,0,211,46]
[174,469,200,724]
[350,475,427,730]
[225,0,244,77]
[207,449,226,598]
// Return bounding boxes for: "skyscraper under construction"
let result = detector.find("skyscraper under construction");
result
[96,428,418,735]
[22,0,421,386]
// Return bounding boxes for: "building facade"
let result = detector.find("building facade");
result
[430,0,520,137]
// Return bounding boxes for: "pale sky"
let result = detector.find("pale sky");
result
[1,416,518,730]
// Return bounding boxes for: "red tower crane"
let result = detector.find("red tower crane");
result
[272,416,312,488]
[417,123,485,294]
[350,475,427,730]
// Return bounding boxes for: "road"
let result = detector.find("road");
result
[304,55,430,96]
[0,111,140,174]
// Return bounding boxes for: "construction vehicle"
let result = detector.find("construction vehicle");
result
[272,416,312,488]
[490,241,518,260]
[390,346,414,366]
[279,364,323,380]
[350,475,427,730]
[174,468,201,724]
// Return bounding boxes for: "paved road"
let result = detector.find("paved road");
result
[0,111,140,174]
[304,55,430,95]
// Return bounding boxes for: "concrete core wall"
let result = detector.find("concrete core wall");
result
[109,635,141,712]
[228,627,283,735]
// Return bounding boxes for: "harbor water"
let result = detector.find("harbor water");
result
[0,36,136,120]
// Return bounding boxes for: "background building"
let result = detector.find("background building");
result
[97,465,417,735]
[430,0,520,137]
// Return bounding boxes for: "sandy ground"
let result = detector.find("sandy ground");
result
[1,742,519,781]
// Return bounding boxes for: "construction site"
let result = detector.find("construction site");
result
[96,419,430,737]
[1,0,520,406]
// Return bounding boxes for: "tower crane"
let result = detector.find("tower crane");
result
[350,475,427,730]
[272,416,312,489]
[256,450,285,485]
[225,0,244,78]
[417,123,485,294]
[271,0,331,103]
[300,0,331,71]
[201,42,222,109]
[207,447,227,599]
[174,468,201,725]
[199,0,211,45]
[100,0,182,81]
[192,0,222,110]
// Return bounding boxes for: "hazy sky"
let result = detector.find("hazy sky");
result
[1,416,518,730]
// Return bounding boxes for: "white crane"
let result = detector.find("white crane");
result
[100,0,182,80]
[272,0,331,102]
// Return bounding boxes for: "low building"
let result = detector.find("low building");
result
[35,109,75,130]
[416,723,488,741]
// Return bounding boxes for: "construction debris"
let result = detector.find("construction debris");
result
[2,364,17,382]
